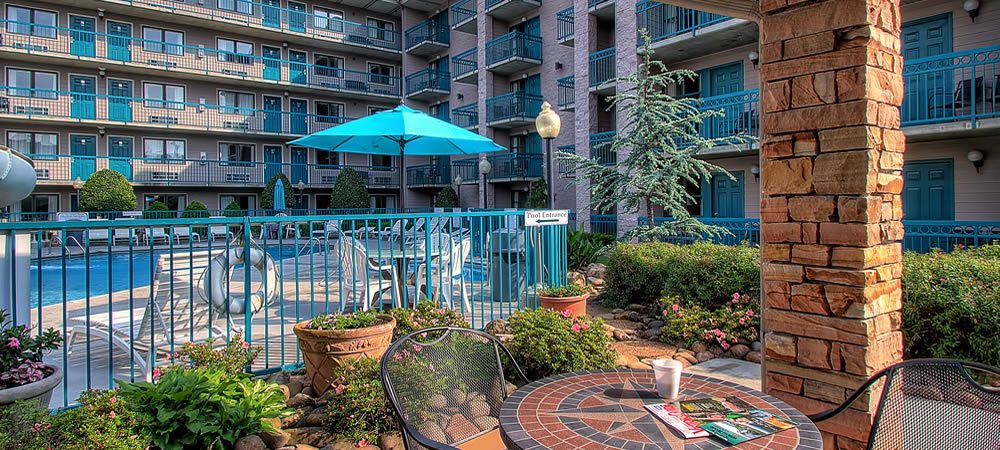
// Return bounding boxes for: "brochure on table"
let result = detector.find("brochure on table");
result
[645,396,797,444]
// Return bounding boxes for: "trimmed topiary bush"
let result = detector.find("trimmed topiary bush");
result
[79,169,136,213]
[142,201,172,219]
[504,308,616,380]
[223,200,244,217]
[261,173,296,211]
[331,168,369,210]
[181,201,210,236]
[433,187,459,208]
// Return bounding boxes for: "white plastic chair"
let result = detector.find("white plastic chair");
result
[112,219,138,245]
[415,236,471,311]
[319,236,402,311]
[208,217,233,241]
[173,227,201,242]
[147,228,173,245]
[379,219,408,243]
[87,220,111,244]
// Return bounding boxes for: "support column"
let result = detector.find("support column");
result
[614,0,639,236]
[757,1,905,448]
[573,1,597,229]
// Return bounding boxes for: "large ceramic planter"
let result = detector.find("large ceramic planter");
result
[539,294,589,317]
[0,365,62,409]
[293,315,396,395]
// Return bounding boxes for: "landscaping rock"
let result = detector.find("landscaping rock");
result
[696,351,715,363]
[613,329,633,341]
[647,320,665,330]
[626,304,647,313]
[691,342,708,353]
[236,435,267,450]
[286,380,304,398]
[640,329,661,340]
[473,416,500,431]
[301,386,316,398]
[281,411,306,428]
[568,271,587,287]
[468,400,492,418]
[730,344,751,359]
[449,388,467,405]
[506,382,518,396]
[260,429,292,449]
[615,352,640,368]
[745,351,762,363]
[610,341,677,360]
[286,428,336,447]
[586,263,607,279]
[483,319,510,335]
[751,341,762,352]
[598,313,615,321]
[295,445,320,450]
[708,345,725,357]
[298,412,326,427]
[378,432,405,450]
[675,352,698,365]
[612,308,624,315]
[673,356,692,368]
[428,394,448,409]
[641,317,652,325]
[287,393,314,409]
[586,277,604,287]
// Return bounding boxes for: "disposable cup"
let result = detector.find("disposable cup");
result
[652,359,683,400]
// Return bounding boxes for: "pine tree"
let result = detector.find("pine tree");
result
[559,32,755,242]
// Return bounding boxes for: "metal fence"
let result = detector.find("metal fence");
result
[451,0,477,26]
[635,1,730,43]
[485,32,542,67]
[901,45,1000,127]
[589,48,616,87]
[557,7,575,42]
[452,48,478,81]
[0,210,568,407]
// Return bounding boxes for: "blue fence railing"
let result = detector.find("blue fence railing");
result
[590,131,616,165]
[557,7,574,42]
[452,103,479,129]
[487,153,543,180]
[636,1,730,43]
[0,210,568,408]
[406,163,452,186]
[0,20,402,98]
[452,158,480,182]
[405,19,450,50]
[700,90,760,140]
[558,76,575,110]
[589,48,616,87]
[405,68,450,95]
[486,92,543,124]
[485,32,542,67]
[901,45,1000,127]
[452,48,478,79]
[486,0,542,11]
[451,0,477,26]
[591,214,618,236]
[557,145,576,178]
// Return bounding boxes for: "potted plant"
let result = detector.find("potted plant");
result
[0,310,63,408]
[538,284,590,317]
[293,310,395,395]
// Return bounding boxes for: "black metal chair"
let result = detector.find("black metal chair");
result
[808,358,1000,450]
[380,327,530,450]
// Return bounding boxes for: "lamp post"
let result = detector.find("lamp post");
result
[72,177,83,211]
[454,175,463,208]
[535,101,561,209]
[478,157,492,209]
[295,180,306,213]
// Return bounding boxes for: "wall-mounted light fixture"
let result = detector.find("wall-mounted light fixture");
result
[555,62,563,70]
[283,91,289,97]
[968,149,986,173]
[750,164,760,181]
[964,0,981,21]
[98,68,106,78]
[457,93,464,100]
[97,9,105,19]
[98,127,106,137]
[748,51,760,69]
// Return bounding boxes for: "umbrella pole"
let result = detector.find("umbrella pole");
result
[398,141,406,213]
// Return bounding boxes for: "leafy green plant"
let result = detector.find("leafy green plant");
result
[433,186,459,208]
[538,284,586,298]
[658,293,759,349]
[325,357,397,445]
[53,389,150,450]
[79,169,136,213]
[525,178,548,209]
[0,401,60,449]
[119,367,288,450]
[505,308,616,379]
[657,297,714,347]
[142,201,172,219]
[170,334,260,377]
[331,167,370,209]
[261,173,296,211]
[389,299,469,338]
[307,310,382,330]
[567,228,615,269]
[0,309,61,388]
[223,200,244,217]
[181,201,210,236]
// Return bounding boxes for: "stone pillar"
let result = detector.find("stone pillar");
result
[614,0,639,236]
[757,1,905,448]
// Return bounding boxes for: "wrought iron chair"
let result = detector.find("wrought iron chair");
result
[808,358,1000,450]
[381,327,530,450]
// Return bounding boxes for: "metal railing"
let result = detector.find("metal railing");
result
[405,19,450,50]
[452,103,479,129]
[557,145,576,178]
[485,92,543,124]
[636,1,730,43]
[903,220,1000,252]
[0,86,353,136]
[557,7,574,42]
[0,210,568,407]
[591,214,617,236]
[699,90,760,140]
[485,32,542,67]
[451,0,477,26]
[405,69,450,95]
[486,0,542,11]
[452,48,478,80]
[558,76,576,110]
[487,153,543,180]
[590,131,616,165]
[66,0,401,51]
[589,0,613,9]
[900,45,1000,127]
[0,20,402,99]
[452,158,480,182]
[589,48,616,87]
[407,163,452,186]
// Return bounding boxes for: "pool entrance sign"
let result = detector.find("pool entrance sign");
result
[525,210,569,227]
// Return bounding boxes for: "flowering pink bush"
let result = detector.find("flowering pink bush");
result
[659,293,760,349]
[0,309,62,388]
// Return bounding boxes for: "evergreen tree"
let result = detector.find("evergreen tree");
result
[526,178,548,209]
[433,187,459,208]
[330,168,369,210]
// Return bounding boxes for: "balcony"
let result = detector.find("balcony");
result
[558,76,575,111]
[557,145,576,178]
[588,0,614,20]
[400,0,448,12]
[557,7,575,46]
[485,32,542,74]
[485,0,541,22]
[452,103,479,130]
[636,1,755,63]
[452,48,478,84]
[697,90,760,148]
[485,92,543,128]
[452,158,481,183]
[405,19,450,56]
[590,131,616,165]
[0,20,403,101]
[405,69,450,101]
[589,48,616,95]
[28,154,398,188]
[901,45,1000,138]
[0,86,354,136]
[591,214,618,236]
[407,163,451,187]
[487,152,543,182]
[451,0,478,33]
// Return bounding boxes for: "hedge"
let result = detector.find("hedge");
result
[79,169,136,212]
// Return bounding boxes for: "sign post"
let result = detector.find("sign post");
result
[524,210,569,295]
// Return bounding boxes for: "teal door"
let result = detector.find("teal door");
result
[262,0,281,28]
[262,46,281,81]
[289,50,307,84]
[106,21,132,62]
[108,79,133,122]
[69,15,96,57]
[108,136,134,181]
[710,171,744,218]
[707,62,743,96]
[290,99,308,134]
[902,14,953,123]
[264,96,283,133]
[264,145,283,183]
[903,160,954,251]
[70,75,97,120]
[70,135,98,180]
[290,147,308,185]
[288,2,306,32]
[704,62,744,138]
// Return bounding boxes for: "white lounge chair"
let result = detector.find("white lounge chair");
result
[87,220,111,244]
[113,219,138,245]
[146,228,173,245]
[173,227,201,242]
[209,217,233,241]
[319,236,401,311]
[415,236,472,311]
[379,219,408,244]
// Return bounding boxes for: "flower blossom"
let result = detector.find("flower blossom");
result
[356,439,368,448]
[109,396,118,404]
[571,323,583,333]
[671,304,680,312]
[561,310,572,318]
[6,337,19,349]
[335,384,346,395]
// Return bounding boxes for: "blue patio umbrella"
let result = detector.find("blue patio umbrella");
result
[272,179,287,212]
[288,104,505,210]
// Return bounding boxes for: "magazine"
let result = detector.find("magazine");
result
[645,396,796,443]
[676,396,753,421]
[644,403,710,438]
[699,410,798,444]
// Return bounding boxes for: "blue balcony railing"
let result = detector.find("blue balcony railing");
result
[636,1,730,43]
[557,145,576,178]
[486,0,542,11]
[0,86,353,136]
[558,76,575,110]
[699,90,760,140]
[901,45,1000,127]
[591,214,618,236]
[487,153,543,180]
[452,48,478,79]
[405,69,450,94]
[485,92,543,124]
[589,0,612,9]
[589,48,616,87]
[557,7,574,42]
[405,19,450,50]
[452,158,480,182]
[407,163,452,186]
[0,20,402,98]
[26,0,401,51]
[590,131,616,165]
[451,0,477,26]
[485,32,542,67]
[452,103,479,129]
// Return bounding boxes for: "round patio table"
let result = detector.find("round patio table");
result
[499,368,823,450]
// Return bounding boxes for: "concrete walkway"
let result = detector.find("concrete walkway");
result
[686,358,761,390]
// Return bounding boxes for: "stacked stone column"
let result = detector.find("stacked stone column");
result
[757,0,905,448]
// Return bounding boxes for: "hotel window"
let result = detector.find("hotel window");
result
[314,7,344,31]
[143,138,186,160]
[220,195,256,213]
[143,83,185,109]
[370,155,394,168]
[142,27,184,56]
[367,18,394,42]
[7,131,58,157]
[143,194,186,215]
[368,106,388,115]
[368,63,393,85]
[316,150,339,167]
[220,142,254,164]
[5,6,56,38]
[219,90,255,115]
[20,194,58,221]
[6,68,57,98]
[315,101,345,123]
[314,54,344,78]
[217,38,254,64]
[218,0,253,14]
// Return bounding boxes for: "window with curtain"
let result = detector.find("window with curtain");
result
[6,68,57,98]
[219,142,254,164]
[314,7,344,31]
[142,27,184,55]
[314,54,344,78]
[143,83,185,109]
[143,138,186,161]
[7,131,58,157]
[217,38,254,64]
[315,101,345,123]
[5,6,56,38]
[219,90,255,115]
[367,18,394,42]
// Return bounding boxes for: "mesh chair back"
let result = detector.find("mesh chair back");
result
[868,360,1000,450]
[381,327,528,450]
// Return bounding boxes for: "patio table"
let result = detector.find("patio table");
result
[359,240,442,308]
[499,368,823,450]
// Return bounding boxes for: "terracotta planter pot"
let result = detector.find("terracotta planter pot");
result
[0,365,62,409]
[293,315,396,396]
[539,294,589,317]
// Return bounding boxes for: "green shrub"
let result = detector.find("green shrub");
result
[602,242,759,310]
[181,201,210,236]
[306,310,382,330]
[142,201,172,219]
[567,228,615,269]
[54,390,150,450]
[902,246,1000,367]
[325,357,397,445]
[331,168,369,209]
[389,299,469,338]
[525,178,548,209]
[223,201,244,218]
[505,308,616,379]
[170,334,261,377]
[538,284,586,298]
[79,169,136,212]
[0,401,60,449]
[261,173,296,211]
[119,367,288,450]
[658,292,759,348]
[657,297,714,347]
[433,187,459,208]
